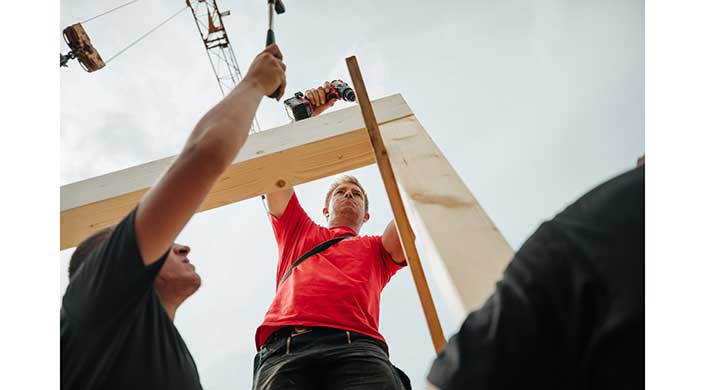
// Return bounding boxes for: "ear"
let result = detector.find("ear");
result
[363,211,370,223]
[322,207,330,219]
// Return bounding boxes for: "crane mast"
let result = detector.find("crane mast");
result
[186,0,260,133]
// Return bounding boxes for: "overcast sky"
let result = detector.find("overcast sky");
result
[60,0,644,388]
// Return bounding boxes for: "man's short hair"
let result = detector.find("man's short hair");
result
[324,175,369,212]
[68,226,115,279]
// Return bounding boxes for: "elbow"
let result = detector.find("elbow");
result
[178,119,249,178]
[181,136,232,176]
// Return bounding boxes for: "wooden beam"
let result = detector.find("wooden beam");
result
[380,115,515,314]
[61,94,413,249]
[347,56,447,354]
[61,87,514,324]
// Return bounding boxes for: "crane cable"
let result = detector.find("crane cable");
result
[80,0,141,24]
[105,5,188,64]
[73,1,274,217]
[68,1,188,65]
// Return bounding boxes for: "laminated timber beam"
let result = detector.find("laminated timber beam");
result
[382,116,514,314]
[61,94,412,250]
[61,92,514,314]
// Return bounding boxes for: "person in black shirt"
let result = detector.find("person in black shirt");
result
[427,162,645,389]
[61,44,287,390]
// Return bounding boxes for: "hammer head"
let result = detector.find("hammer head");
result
[268,0,285,14]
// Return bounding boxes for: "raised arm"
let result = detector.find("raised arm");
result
[266,188,295,218]
[381,220,407,264]
[265,81,337,218]
[136,44,287,264]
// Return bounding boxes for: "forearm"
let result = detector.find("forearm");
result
[264,82,337,217]
[135,80,264,263]
[382,219,406,263]
[134,44,285,264]
[184,79,263,169]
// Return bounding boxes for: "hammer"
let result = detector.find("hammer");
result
[266,0,286,99]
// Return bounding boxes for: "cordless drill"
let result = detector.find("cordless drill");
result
[284,80,356,121]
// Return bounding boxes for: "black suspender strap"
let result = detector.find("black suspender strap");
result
[277,233,354,290]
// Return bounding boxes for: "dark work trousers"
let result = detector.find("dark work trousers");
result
[252,326,410,390]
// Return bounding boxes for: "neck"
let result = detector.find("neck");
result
[155,290,185,321]
[328,218,361,233]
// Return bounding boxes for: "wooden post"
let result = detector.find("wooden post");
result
[380,115,515,316]
[346,56,447,354]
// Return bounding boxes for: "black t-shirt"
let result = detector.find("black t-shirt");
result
[61,209,202,390]
[428,166,644,389]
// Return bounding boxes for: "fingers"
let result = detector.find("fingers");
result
[261,45,285,73]
[276,60,286,100]
[277,61,286,99]
[303,82,339,107]
[305,89,318,106]
[243,44,287,98]
[276,76,286,101]
[264,43,283,60]
[317,87,326,106]
[306,87,325,106]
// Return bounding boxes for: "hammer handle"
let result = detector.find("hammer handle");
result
[266,29,276,46]
[266,29,281,99]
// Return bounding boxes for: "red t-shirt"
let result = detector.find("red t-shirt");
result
[254,193,406,349]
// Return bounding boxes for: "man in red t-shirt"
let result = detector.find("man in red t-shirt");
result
[252,83,409,390]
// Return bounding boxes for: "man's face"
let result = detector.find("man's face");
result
[157,243,201,296]
[324,183,369,225]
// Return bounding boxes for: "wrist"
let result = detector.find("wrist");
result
[240,77,267,97]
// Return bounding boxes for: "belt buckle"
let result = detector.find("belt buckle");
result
[291,326,312,337]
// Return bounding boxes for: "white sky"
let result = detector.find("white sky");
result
[60,0,644,388]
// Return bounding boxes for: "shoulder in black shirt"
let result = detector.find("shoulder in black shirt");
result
[61,209,202,390]
[428,166,644,389]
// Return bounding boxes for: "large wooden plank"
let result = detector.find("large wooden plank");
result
[381,115,515,314]
[347,56,446,354]
[61,94,413,249]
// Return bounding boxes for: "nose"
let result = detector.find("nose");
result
[344,190,353,198]
[173,244,191,256]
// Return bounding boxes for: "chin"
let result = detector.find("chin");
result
[191,273,202,289]
[336,208,360,218]
[179,271,201,292]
